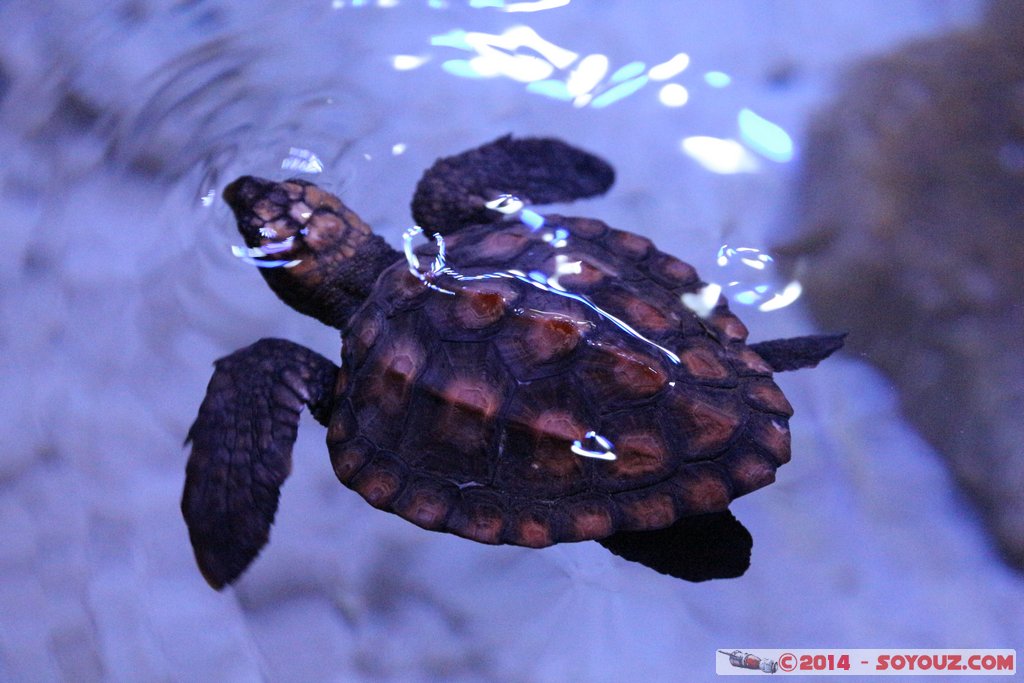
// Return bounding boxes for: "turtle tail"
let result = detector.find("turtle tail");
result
[411,135,615,235]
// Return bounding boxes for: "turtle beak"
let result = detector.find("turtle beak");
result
[222,175,265,212]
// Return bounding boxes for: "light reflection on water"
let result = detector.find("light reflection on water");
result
[401,219,682,366]
[571,431,617,461]
[422,24,690,110]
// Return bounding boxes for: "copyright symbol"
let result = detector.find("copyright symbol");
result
[778,653,797,672]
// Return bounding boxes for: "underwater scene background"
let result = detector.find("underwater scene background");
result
[1,0,1021,680]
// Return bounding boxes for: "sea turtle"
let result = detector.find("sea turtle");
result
[182,136,844,589]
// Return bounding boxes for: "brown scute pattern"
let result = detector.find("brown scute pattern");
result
[722,449,777,497]
[349,305,385,367]
[476,229,533,262]
[606,228,653,260]
[424,280,520,341]
[494,299,591,380]
[732,347,774,376]
[329,435,374,484]
[748,414,793,465]
[560,215,608,239]
[668,464,733,515]
[325,397,355,444]
[744,379,794,417]
[617,489,678,531]
[447,489,506,544]
[392,477,458,530]
[398,342,509,482]
[373,266,431,316]
[499,405,589,497]
[509,506,562,547]
[708,307,749,343]
[663,385,744,457]
[330,216,798,546]
[575,341,668,408]
[607,432,672,481]
[453,284,513,329]
[590,407,671,493]
[643,252,699,289]
[679,346,737,385]
[349,452,407,508]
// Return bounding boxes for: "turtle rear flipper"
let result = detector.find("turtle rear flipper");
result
[598,510,753,581]
[749,333,847,372]
[412,135,615,234]
[182,338,337,589]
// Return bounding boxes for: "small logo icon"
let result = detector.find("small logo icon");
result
[719,650,779,674]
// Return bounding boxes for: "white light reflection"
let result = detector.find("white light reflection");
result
[231,241,302,269]
[758,280,802,312]
[485,194,545,229]
[200,190,216,207]
[392,54,429,70]
[680,137,759,174]
[545,254,581,290]
[474,26,577,68]
[681,283,722,319]
[571,431,617,461]
[428,25,678,109]
[567,54,609,98]
[648,53,689,80]
[485,194,525,214]
[391,142,407,155]
[738,108,794,162]
[658,83,688,107]
[281,147,324,174]
[505,0,571,11]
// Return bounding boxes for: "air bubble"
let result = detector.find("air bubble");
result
[714,244,801,312]
[231,237,301,269]
[571,431,617,461]
[485,194,545,230]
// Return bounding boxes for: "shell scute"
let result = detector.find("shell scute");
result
[494,298,591,380]
[350,451,408,508]
[447,488,506,544]
[663,385,745,458]
[333,209,807,545]
[391,476,457,530]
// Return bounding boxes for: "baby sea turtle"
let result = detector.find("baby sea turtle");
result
[182,136,844,589]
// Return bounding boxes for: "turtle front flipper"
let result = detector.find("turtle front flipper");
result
[182,338,338,589]
[598,510,753,581]
[748,332,847,372]
[412,135,615,234]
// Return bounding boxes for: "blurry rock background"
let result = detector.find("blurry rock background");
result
[1,1,1021,682]
[782,0,1024,568]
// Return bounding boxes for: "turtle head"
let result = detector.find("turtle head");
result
[222,176,401,329]
[224,175,374,264]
